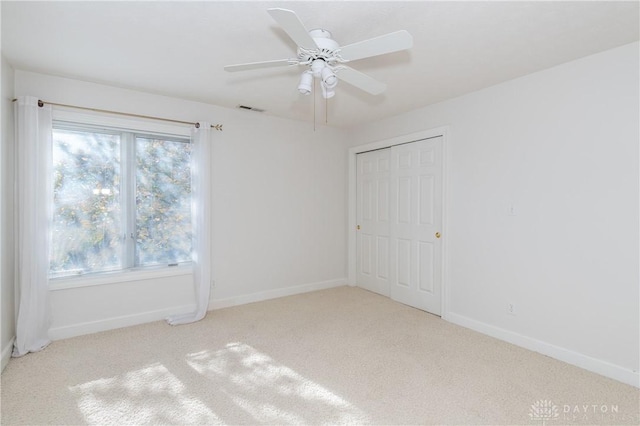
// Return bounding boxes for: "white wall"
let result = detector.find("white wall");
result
[14,70,349,339]
[348,42,640,386]
[1,54,16,371]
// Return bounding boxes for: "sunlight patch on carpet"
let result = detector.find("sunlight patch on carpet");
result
[186,342,370,424]
[68,363,222,425]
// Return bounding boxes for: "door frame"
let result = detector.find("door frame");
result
[348,126,450,319]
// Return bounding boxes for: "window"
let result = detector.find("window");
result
[50,122,191,278]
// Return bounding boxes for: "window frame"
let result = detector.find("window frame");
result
[49,108,194,290]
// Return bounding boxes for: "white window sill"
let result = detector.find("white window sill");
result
[49,264,193,291]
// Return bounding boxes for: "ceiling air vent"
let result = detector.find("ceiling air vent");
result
[237,105,265,113]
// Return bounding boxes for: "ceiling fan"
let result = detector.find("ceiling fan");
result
[224,8,413,99]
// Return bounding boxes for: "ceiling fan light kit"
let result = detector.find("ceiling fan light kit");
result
[224,8,413,100]
[297,71,313,95]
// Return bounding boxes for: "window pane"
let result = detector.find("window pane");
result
[51,128,122,276]
[135,136,191,266]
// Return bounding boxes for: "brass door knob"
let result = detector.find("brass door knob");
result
[435,232,441,238]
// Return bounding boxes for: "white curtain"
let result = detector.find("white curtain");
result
[12,96,53,356]
[167,122,213,325]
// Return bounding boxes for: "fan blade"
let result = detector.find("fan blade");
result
[336,66,386,95]
[224,59,299,72]
[339,30,413,61]
[267,8,318,50]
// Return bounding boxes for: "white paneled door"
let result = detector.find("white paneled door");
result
[356,148,391,296]
[356,136,443,315]
[389,137,443,315]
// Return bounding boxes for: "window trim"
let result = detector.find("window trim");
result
[50,107,194,286]
[49,263,193,291]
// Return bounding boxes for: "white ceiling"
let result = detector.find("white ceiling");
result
[2,1,638,128]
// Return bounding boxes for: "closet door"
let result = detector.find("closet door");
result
[356,148,391,296]
[389,137,443,314]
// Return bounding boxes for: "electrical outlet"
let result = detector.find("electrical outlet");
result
[507,303,516,316]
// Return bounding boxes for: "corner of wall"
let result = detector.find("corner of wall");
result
[1,54,17,373]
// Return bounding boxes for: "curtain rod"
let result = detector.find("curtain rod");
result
[11,98,223,131]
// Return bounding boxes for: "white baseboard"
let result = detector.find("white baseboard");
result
[2,337,15,372]
[47,278,346,341]
[209,278,346,310]
[48,304,196,341]
[446,312,639,388]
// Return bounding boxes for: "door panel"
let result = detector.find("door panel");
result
[360,233,372,276]
[396,238,411,287]
[419,175,435,225]
[418,241,434,293]
[376,236,389,280]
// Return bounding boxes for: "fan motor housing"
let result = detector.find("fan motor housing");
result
[297,28,340,65]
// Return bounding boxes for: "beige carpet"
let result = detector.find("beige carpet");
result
[1,286,638,425]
